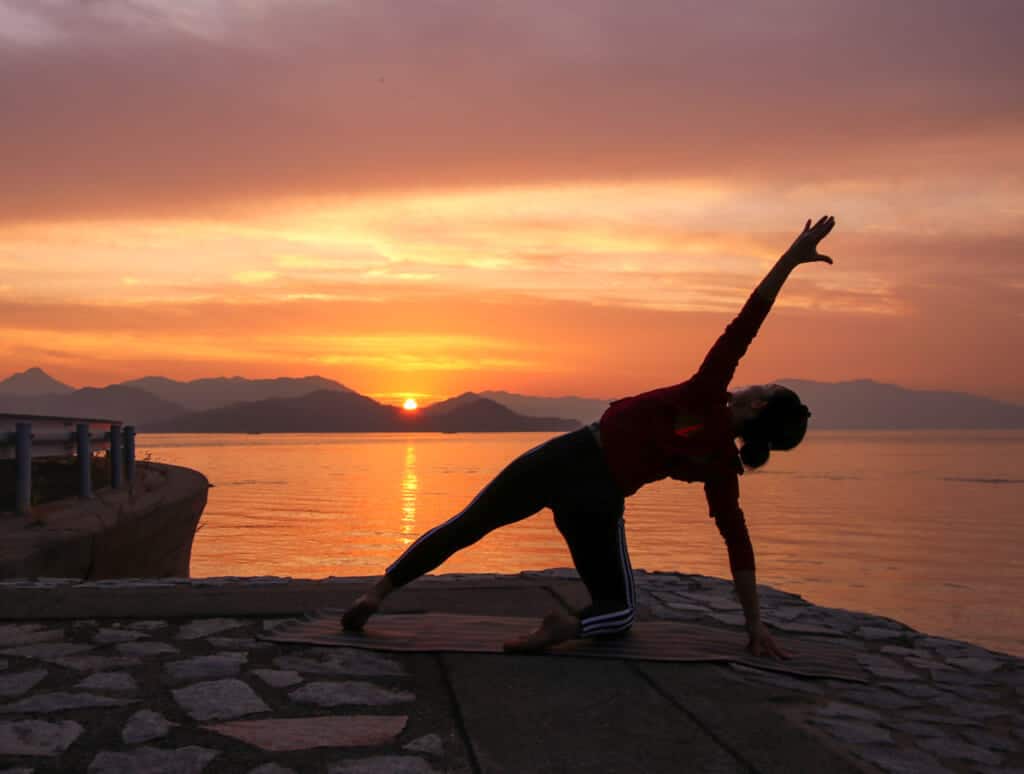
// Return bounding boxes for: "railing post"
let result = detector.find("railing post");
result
[109,424,123,489]
[77,423,92,499]
[15,422,32,516]
[125,425,136,483]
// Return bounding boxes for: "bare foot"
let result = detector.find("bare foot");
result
[341,593,379,631]
[503,611,580,652]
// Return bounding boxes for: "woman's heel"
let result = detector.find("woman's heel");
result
[341,595,379,631]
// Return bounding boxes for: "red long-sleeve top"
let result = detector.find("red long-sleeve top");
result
[598,290,772,574]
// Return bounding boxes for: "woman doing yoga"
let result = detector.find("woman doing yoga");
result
[343,215,836,658]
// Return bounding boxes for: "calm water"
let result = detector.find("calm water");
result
[138,430,1024,657]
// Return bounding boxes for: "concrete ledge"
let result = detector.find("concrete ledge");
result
[0,462,209,580]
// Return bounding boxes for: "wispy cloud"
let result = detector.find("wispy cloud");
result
[1,1,1021,221]
[232,270,277,284]
[1,1,1022,402]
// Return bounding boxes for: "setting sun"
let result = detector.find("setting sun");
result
[403,398,419,411]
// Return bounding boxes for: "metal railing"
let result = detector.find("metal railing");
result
[1,413,137,517]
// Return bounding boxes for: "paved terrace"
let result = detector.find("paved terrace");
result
[0,570,1020,774]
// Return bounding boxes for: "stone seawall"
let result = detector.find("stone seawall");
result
[0,570,1020,773]
[0,462,209,580]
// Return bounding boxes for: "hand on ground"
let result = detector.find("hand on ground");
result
[747,622,794,659]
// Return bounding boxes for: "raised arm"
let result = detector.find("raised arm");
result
[691,215,836,395]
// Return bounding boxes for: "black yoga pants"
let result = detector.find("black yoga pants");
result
[384,426,635,637]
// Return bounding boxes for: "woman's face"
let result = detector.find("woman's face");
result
[730,383,784,422]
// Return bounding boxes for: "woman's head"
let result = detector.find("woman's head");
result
[730,384,810,469]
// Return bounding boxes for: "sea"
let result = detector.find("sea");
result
[137,430,1024,657]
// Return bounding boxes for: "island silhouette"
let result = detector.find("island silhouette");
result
[1,367,1023,433]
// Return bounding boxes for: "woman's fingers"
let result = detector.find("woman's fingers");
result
[748,628,795,660]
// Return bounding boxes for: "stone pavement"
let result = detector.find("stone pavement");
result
[0,570,1020,773]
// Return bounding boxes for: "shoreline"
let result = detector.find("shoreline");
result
[0,569,1020,772]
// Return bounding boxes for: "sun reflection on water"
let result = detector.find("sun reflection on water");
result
[400,442,418,544]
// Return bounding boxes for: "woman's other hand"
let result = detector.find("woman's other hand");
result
[747,621,794,659]
[783,215,835,266]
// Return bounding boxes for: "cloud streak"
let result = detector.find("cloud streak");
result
[1,1,1022,404]
[1,0,1022,221]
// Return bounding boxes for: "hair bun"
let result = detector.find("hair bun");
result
[739,438,771,469]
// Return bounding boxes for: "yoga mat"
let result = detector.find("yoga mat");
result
[262,612,868,682]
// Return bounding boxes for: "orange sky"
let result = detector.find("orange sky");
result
[2,1,1022,405]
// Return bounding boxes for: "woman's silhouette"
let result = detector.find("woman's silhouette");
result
[343,215,836,657]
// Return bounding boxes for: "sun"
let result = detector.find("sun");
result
[403,398,419,411]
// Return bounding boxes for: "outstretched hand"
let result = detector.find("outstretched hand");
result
[783,215,835,266]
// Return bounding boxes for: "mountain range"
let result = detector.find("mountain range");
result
[1,367,1022,432]
[0,369,579,433]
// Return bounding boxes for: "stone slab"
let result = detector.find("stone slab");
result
[445,653,744,774]
[639,662,867,774]
[206,715,407,751]
[328,756,440,774]
[0,625,64,647]
[88,745,218,774]
[273,648,405,678]
[288,681,413,707]
[404,733,444,756]
[0,669,47,697]
[248,765,297,774]
[0,691,136,713]
[126,620,167,632]
[851,744,954,774]
[93,629,148,644]
[918,736,1005,765]
[165,653,247,683]
[251,669,303,688]
[115,641,179,657]
[76,672,137,694]
[176,618,245,640]
[172,678,270,722]
[122,709,173,744]
[0,643,92,661]
[53,655,142,672]
[806,716,892,745]
[0,719,82,756]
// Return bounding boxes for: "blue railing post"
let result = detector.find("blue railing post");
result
[15,422,31,516]
[76,423,92,499]
[109,424,123,489]
[125,425,136,483]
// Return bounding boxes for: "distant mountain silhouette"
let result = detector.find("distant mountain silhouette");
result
[417,396,579,432]
[146,390,579,433]
[420,392,488,417]
[478,390,609,424]
[4,367,1022,431]
[774,379,1024,430]
[117,375,353,412]
[480,380,1024,430]
[1,386,186,426]
[0,367,74,398]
